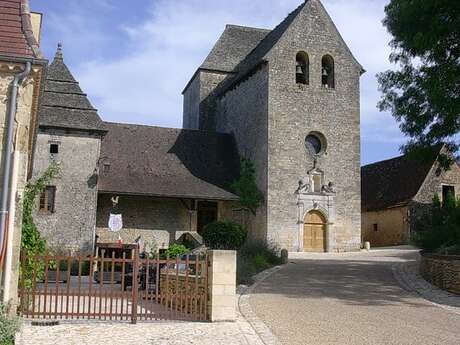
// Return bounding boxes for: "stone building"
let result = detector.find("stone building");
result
[32,46,106,253]
[95,122,241,251]
[31,0,364,254]
[184,0,364,252]
[361,147,460,247]
[0,0,46,304]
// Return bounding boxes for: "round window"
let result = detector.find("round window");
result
[305,132,327,156]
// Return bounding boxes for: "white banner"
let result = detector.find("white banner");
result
[108,213,123,232]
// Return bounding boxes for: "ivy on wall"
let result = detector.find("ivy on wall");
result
[20,164,59,287]
[231,158,264,215]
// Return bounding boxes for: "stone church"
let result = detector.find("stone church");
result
[32,0,364,254]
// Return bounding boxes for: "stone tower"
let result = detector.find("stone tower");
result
[32,45,106,254]
[183,0,364,252]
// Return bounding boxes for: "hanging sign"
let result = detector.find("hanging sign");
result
[108,213,123,232]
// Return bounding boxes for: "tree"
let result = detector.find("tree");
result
[231,158,264,215]
[377,0,460,162]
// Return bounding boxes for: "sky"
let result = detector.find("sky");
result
[31,0,404,165]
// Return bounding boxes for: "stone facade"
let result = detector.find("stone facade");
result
[32,128,102,254]
[0,62,44,304]
[184,0,363,251]
[362,206,409,247]
[183,70,228,131]
[96,195,190,250]
[265,1,362,252]
[362,151,460,247]
[96,194,240,250]
[217,66,269,242]
[413,154,460,206]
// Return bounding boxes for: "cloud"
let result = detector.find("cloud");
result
[42,0,404,162]
[75,0,305,127]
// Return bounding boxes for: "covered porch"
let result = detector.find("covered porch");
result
[95,194,241,252]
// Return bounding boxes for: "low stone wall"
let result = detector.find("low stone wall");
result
[420,252,460,295]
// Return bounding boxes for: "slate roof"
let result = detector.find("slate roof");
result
[98,122,240,201]
[361,151,440,212]
[200,24,270,73]
[38,45,105,132]
[215,1,308,95]
[211,0,364,96]
[0,0,41,59]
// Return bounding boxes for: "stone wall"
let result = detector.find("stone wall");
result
[207,250,236,322]
[217,66,269,242]
[362,206,409,247]
[96,195,238,250]
[32,129,102,254]
[183,70,228,130]
[265,0,362,251]
[420,252,460,295]
[182,71,200,129]
[0,63,43,304]
[96,194,191,250]
[409,152,460,234]
[413,153,460,205]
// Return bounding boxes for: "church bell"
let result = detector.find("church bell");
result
[296,63,303,75]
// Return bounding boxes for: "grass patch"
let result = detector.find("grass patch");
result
[237,241,283,285]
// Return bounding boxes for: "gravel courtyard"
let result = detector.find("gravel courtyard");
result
[250,247,460,345]
[16,311,264,345]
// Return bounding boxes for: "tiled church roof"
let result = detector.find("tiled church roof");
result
[38,44,106,132]
[201,24,270,73]
[361,150,441,212]
[99,122,240,201]
[0,0,41,58]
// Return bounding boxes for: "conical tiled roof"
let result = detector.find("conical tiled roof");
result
[38,44,106,132]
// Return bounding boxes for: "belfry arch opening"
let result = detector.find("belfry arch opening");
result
[321,55,335,88]
[296,52,309,85]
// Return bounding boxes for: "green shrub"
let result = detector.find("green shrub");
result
[253,254,271,270]
[202,221,247,250]
[237,240,283,284]
[0,304,21,345]
[413,194,460,254]
[162,244,190,259]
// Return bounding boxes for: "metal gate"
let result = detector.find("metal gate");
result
[19,249,209,323]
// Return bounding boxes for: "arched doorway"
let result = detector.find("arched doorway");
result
[304,210,326,252]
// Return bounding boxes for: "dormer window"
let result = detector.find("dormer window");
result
[321,55,335,88]
[296,52,309,85]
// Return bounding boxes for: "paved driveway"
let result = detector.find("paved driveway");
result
[250,247,460,345]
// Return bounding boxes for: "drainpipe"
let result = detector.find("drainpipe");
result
[2,133,20,303]
[0,62,32,264]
